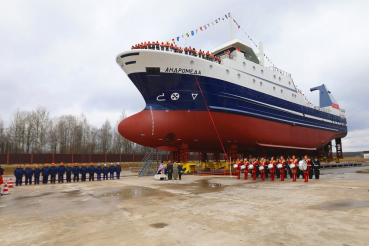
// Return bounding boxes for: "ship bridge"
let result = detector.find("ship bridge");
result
[211,38,260,64]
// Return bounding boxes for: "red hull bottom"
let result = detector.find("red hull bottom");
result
[118,110,346,153]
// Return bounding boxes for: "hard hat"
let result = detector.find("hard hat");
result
[61,163,64,165]
[104,164,107,166]
[98,164,100,166]
[90,163,93,165]
[27,165,31,167]
[111,163,113,165]
[52,163,55,166]
[67,163,70,166]
[45,164,48,167]
[74,163,77,165]
[82,163,85,166]
[61,162,63,164]
[36,165,39,168]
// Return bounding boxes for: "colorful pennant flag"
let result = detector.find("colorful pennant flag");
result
[177,37,179,41]
[191,30,194,36]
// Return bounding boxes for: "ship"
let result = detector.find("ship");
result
[115,31,347,159]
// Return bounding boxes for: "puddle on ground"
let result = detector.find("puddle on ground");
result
[91,186,172,200]
[163,179,225,194]
[150,223,168,228]
[311,200,369,211]
[14,192,54,200]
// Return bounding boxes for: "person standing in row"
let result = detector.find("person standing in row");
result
[41,164,50,184]
[109,163,115,180]
[96,164,102,181]
[34,165,41,185]
[279,156,286,181]
[50,163,57,184]
[103,164,109,180]
[309,159,314,179]
[289,155,298,182]
[66,163,72,183]
[88,163,95,181]
[73,163,80,182]
[172,162,179,180]
[24,165,33,185]
[167,161,173,180]
[116,163,122,179]
[80,164,88,182]
[178,163,183,180]
[0,165,4,186]
[268,157,276,181]
[312,157,320,179]
[14,165,24,186]
[259,157,266,181]
[58,163,66,183]
[303,155,311,182]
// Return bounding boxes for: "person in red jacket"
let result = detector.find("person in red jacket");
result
[251,157,258,180]
[303,155,311,182]
[243,158,249,180]
[0,165,4,185]
[278,156,286,181]
[160,42,165,51]
[289,155,298,182]
[268,157,276,181]
[259,157,267,181]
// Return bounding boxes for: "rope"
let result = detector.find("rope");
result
[186,56,230,164]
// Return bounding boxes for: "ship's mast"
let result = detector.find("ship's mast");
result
[229,12,234,40]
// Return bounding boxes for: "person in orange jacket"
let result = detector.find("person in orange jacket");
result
[174,45,178,53]
[160,42,164,51]
[165,42,169,51]
[147,41,151,49]
[155,41,159,50]
[179,47,183,53]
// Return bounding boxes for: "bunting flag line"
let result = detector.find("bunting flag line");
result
[171,13,230,45]
[168,12,274,65]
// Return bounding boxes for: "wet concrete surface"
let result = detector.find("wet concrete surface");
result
[1,172,369,245]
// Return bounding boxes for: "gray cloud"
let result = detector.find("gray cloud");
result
[1,0,368,151]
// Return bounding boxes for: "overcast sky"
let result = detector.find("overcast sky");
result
[1,0,368,151]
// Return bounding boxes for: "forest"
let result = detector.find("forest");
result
[0,106,151,154]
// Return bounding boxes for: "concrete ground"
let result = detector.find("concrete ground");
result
[1,168,369,246]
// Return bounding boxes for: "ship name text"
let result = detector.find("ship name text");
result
[165,67,201,75]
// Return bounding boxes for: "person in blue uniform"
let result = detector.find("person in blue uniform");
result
[66,163,72,183]
[57,162,66,183]
[14,164,24,186]
[96,164,102,181]
[72,163,80,182]
[80,163,88,182]
[115,163,122,179]
[41,164,50,184]
[24,165,34,185]
[88,163,95,181]
[49,163,57,184]
[103,164,109,180]
[109,163,115,180]
[34,165,41,185]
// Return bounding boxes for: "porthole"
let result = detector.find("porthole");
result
[273,87,276,90]
[279,77,281,81]
[274,75,276,79]
[226,69,229,75]
[209,65,213,69]
[281,89,283,93]
[260,82,263,86]
[261,70,264,74]
[243,62,246,67]
[288,81,291,85]
[190,60,194,65]
[253,79,256,84]
[237,73,240,79]
[253,66,255,71]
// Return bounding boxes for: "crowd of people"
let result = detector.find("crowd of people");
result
[232,155,321,182]
[131,41,223,64]
[156,161,184,180]
[12,162,122,186]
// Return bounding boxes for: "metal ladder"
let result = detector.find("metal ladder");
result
[138,152,162,177]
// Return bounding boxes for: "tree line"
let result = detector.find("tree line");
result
[0,106,152,154]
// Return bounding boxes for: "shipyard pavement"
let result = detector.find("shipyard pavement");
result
[1,169,369,246]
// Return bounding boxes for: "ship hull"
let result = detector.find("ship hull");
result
[118,110,346,153]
